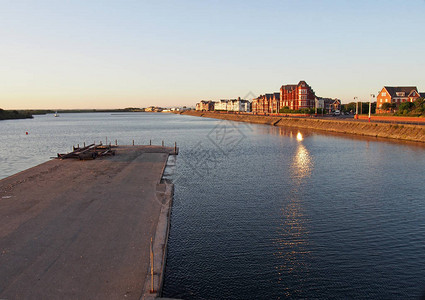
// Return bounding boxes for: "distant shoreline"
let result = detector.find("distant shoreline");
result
[0,109,33,120]
[179,110,425,143]
[0,109,150,120]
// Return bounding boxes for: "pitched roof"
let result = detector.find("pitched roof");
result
[281,84,297,91]
[420,93,425,98]
[384,86,417,98]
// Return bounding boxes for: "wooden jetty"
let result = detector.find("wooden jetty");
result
[57,143,116,160]
[0,145,178,300]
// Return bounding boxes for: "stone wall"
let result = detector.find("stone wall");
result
[180,111,425,143]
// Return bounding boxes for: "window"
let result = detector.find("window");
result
[396,92,405,97]
[382,92,386,96]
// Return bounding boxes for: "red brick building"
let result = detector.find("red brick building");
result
[252,93,280,114]
[251,81,316,113]
[271,92,280,113]
[376,86,424,113]
[280,81,316,110]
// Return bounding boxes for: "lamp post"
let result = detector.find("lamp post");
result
[354,97,358,120]
[369,94,375,122]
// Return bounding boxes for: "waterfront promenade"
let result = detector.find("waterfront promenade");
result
[0,146,174,299]
[180,111,425,143]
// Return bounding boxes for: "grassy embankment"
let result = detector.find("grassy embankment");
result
[180,111,425,143]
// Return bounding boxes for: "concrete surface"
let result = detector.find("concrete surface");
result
[0,146,175,300]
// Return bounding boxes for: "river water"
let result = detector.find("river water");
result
[1,113,425,299]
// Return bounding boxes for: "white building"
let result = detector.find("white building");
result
[214,97,251,112]
[315,97,341,113]
[214,100,228,111]
[315,98,325,110]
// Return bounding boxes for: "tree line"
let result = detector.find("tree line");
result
[0,109,33,120]
[380,98,425,116]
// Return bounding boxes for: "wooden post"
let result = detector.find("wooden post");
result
[150,139,152,146]
[150,237,155,293]
[132,140,135,146]
[174,142,177,154]
[162,140,164,147]
[115,139,117,146]
[84,142,86,147]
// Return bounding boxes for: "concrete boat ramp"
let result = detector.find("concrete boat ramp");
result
[0,145,177,300]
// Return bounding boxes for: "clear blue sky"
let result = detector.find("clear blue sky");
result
[1,0,424,109]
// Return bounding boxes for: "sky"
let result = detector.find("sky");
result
[1,0,425,109]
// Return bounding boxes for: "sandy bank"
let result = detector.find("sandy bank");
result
[180,111,425,143]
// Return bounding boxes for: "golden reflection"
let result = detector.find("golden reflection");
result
[274,141,314,294]
[277,128,311,139]
[251,125,313,140]
[292,143,312,180]
[274,194,311,294]
[296,131,303,141]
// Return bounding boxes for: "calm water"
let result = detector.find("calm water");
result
[1,113,425,299]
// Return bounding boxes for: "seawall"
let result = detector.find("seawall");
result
[180,111,425,143]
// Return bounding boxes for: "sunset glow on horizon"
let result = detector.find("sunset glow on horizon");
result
[1,0,425,109]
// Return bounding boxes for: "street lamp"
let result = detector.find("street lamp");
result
[354,97,358,119]
[369,94,375,122]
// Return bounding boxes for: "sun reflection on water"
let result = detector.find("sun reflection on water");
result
[292,143,312,180]
[296,131,303,141]
[274,139,314,296]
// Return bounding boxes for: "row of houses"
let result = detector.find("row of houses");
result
[196,98,251,112]
[195,82,424,114]
[214,98,251,112]
[252,81,341,114]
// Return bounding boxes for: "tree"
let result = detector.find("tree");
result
[360,102,365,114]
[414,97,424,109]
[299,108,314,114]
[398,102,414,112]
[342,102,356,113]
[381,102,392,111]
[279,106,291,113]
